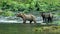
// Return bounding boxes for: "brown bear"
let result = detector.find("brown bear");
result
[16,12,36,24]
[40,12,53,23]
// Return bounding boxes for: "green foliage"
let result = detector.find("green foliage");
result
[0,0,60,13]
[0,10,3,15]
[3,11,14,16]
[23,10,29,13]
[0,0,19,11]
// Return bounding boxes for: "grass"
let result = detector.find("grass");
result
[0,23,60,34]
[33,25,60,34]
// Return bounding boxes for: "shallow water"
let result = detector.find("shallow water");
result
[0,15,60,25]
[0,16,43,23]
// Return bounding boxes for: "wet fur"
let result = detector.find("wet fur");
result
[41,12,53,23]
[16,13,36,24]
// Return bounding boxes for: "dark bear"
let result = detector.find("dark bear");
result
[40,12,53,23]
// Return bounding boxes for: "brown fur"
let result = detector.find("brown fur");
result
[40,12,53,23]
[16,13,36,24]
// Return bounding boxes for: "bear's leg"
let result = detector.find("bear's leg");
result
[30,21,32,24]
[47,17,52,23]
[50,17,53,22]
[47,17,50,23]
[45,18,47,23]
[43,17,46,23]
[33,20,36,24]
[23,20,26,24]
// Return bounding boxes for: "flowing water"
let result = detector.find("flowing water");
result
[0,16,43,23]
[0,13,60,25]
